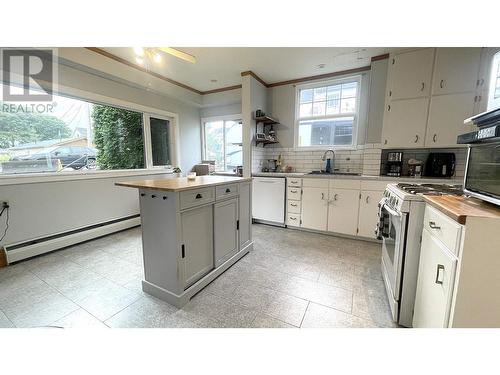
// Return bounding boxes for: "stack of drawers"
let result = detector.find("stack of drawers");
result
[286,177,302,226]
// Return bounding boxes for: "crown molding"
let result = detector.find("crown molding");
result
[371,53,390,62]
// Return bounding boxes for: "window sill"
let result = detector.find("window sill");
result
[293,145,359,152]
[0,168,173,186]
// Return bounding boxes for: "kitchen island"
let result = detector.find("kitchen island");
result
[116,176,253,307]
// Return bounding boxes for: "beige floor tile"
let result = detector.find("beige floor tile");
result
[250,313,295,328]
[52,308,107,328]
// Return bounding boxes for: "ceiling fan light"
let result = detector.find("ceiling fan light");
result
[153,53,162,63]
[134,47,144,57]
[135,57,144,65]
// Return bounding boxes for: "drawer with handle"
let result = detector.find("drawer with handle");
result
[287,213,301,227]
[215,183,239,200]
[288,187,301,201]
[423,205,462,255]
[287,177,302,187]
[179,187,215,210]
[287,200,301,214]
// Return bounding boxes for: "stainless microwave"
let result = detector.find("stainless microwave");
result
[459,109,500,206]
[463,142,500,206]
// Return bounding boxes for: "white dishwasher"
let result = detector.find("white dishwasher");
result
[252,177,286,226]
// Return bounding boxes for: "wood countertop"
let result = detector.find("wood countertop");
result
[423,195,500,224]
[116,175,252,192]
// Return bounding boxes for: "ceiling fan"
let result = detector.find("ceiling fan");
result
[133,47,196,65]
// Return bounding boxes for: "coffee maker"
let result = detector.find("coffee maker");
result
[386,152,403,177]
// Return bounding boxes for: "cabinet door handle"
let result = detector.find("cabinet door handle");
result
[429,221,441,229]
[181,244,185,259]
[440,79,444,89]
[435,264,445,285]
[195,193,203,199]
[365,196,370,203]
[290,189,298,193]
[433,134,437,142]
[225,188,231,193]
[333,193,338,201]
[388,90,392,97]
[480,78,484,86]
[289,217,297,221]
[414,134,419,143]
[392,58,395,65]
[384,139,388,145]
[387,105,391,111]
[321,192,325,200]
[420,82,425,91]
[290,203,298,207]
[478,95,482,102]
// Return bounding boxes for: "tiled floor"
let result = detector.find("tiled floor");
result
[0,224,397,328]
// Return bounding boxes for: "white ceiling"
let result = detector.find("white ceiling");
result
[102,47,397,92]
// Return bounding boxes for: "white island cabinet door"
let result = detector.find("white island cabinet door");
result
[413,229,458,328]
[327,188,360,236]
[180,205,214,289]
[358,190,383,239]
[301,187,328,231]
[214,197,239,267]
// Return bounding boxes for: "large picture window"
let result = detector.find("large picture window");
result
[202,117,242,172]
[295,77,360,148]
[0,83,173,175]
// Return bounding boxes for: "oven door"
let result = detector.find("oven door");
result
[381,203,408,318]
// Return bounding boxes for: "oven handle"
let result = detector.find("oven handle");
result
[383,203,401,217]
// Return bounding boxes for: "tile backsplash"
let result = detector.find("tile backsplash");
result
[252,143,382,175]
[252,144,467,177]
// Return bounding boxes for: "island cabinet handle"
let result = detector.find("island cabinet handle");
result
[195,193,203,199]
[140,193,145,197]
[225,188,231,193]
[429,221,441,229]
[290,203,298,207]
[181,244,185,259]
[435,264,445,285]
[151,195,156,198]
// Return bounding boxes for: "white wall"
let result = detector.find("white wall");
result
[199,102,242,118]
[366,59,388,144]
[0,173,171,247]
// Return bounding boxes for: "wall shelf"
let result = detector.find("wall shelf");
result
[254,115,279,125]
[255,139,279,146]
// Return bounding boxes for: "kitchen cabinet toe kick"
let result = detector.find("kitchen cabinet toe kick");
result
[142,242,252,308]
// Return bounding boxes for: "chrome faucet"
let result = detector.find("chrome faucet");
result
[322,149,335,174]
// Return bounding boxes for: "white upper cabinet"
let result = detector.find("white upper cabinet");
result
[382,97,429,148]
[432,48,482,95]
[425,92,476,147]
[388,48,435,100]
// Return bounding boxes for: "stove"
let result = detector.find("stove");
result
[396,183,463,196]
[377,182,463,327]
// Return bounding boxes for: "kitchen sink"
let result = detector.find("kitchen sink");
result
[308,170,361,176]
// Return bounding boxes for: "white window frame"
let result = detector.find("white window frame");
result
[201,114,242,172]
[294,75,361,150]
[0,79,180,185]
[143,113,177,169]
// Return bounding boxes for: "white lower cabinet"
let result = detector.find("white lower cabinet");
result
[327,188,360,236]
[413,228,458,328]
[238,182,252,249]
[214,197,239,267]
[301,186,328,231]
[358,190,384,238]
[180,204,214,288]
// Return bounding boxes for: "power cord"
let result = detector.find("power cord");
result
[0,203,10,243]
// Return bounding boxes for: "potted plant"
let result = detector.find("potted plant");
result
[173,167,182,177]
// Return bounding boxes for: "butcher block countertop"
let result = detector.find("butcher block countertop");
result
[116,175,252,192]
[423,195,500,224]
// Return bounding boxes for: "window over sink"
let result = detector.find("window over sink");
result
[295,76,361,149]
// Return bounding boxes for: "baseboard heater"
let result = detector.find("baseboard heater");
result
[4,214,141,264]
